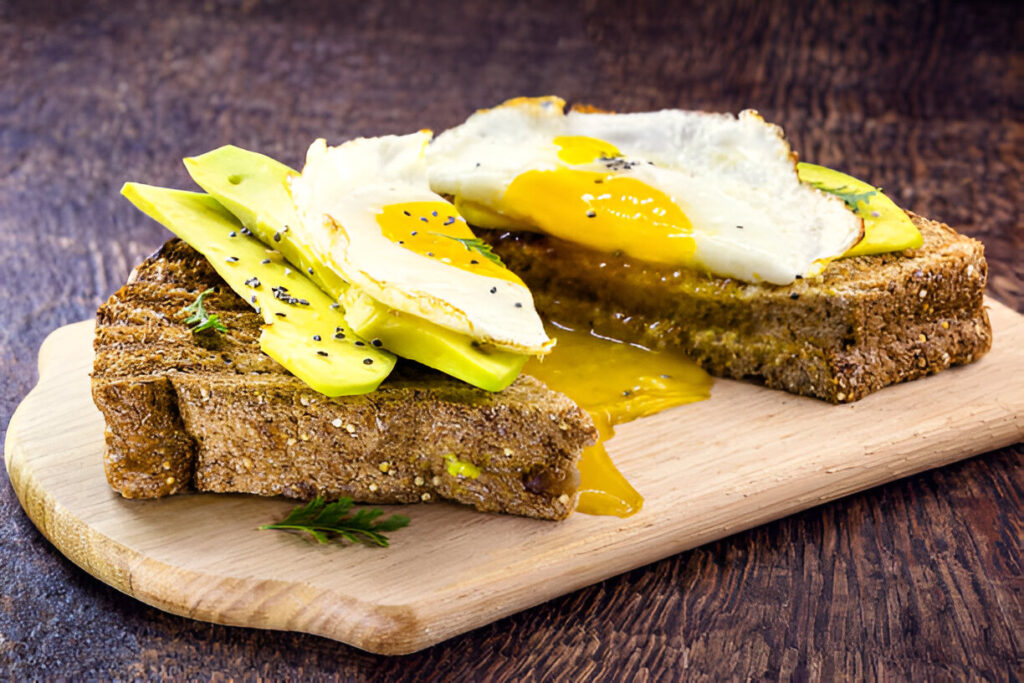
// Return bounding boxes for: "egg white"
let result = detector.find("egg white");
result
[427,97,863,285]
[288,133,552,354]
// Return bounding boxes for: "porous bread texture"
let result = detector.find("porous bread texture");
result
[92,240,595,520]
[483,213,992,403]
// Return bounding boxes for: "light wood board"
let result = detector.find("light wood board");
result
[6,298,1023,655]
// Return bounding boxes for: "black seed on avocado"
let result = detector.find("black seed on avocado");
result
[371,338,383,347]
[313,335,321,341]
[229,231,237,237]
[411,231,418,236]
[307,267,314,275]
[420,217,428,223]
[586,210,596,218]
[330,302,340,309]
[363,358,373,365]
[261,258,271,264]
[275,312,286,317]
[403,210,411,216]
[244,277,261,288]
[470,259,479,264]
[354,341,365,346]
[317,350,328,357]
[432,210,438,217]
[334,332,345,339]
[226,256,239,262]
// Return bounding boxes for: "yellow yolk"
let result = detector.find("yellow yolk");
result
[501,171,696,266]
[553,135,622,164]
[525,323,712,517]
[487,135,697,266]
[376,201,523,284]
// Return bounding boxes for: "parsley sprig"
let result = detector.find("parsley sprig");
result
[806,180,878,212]
[259,496,410,547]
[433,234,505,267]
[181,287,227,334]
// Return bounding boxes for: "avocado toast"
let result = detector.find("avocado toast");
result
[93,239,593,519]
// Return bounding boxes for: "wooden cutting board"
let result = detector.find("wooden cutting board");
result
[6,298,1023,655]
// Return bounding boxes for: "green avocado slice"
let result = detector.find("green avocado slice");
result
[183,146,349,301]
[797,162,923,257]
[121,183,396,396]
[343,289,529,393]
[184,145,531,392]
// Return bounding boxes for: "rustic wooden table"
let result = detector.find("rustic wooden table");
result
[2,0,1020,678]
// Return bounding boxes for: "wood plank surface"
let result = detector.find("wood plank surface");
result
[2,0,1021,678]
[5,299,1022,654]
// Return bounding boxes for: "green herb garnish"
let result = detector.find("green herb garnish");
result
[259,496,410,547]
[433,234,505,267]
[181,287,228,334]
[805,180,878,212]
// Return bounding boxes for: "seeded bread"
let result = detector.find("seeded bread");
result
[483,213,992,403]
[92,240,596,520]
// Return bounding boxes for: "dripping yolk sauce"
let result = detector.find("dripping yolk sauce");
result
[500,137,711,517]
[525,322,712,517]
[374,165,712,517]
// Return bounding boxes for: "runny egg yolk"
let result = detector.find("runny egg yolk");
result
[525,321,712,517]
[376,201,523,284]
[496,136,697,266]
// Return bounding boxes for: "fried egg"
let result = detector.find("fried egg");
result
[426,96,864,285]
[288,132,552,355]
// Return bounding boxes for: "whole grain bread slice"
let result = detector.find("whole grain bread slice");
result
[483,213,992,403]
[92,239,596,520]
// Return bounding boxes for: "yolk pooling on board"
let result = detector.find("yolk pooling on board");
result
[525,322,712,517]
[497,136,697,267]
[376,200,523,284]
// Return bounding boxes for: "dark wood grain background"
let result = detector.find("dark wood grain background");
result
[2,0,1021,678]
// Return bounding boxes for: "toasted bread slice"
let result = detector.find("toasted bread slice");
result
[92,240,596,520]
[483,213,992,403]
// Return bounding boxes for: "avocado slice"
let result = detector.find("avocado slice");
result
[797,162,923,257]
[184,145,531,392]
[343,289,529,393]
[183,146,349,301]
[121,183,396,396]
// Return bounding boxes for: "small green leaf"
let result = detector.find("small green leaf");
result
[805,180,878,212]
[181,287,228,334]
[433,234,505,267]
[259,496,410,548]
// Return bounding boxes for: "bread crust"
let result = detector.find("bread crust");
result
[483,213,992,403]
[92,240,596,519]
